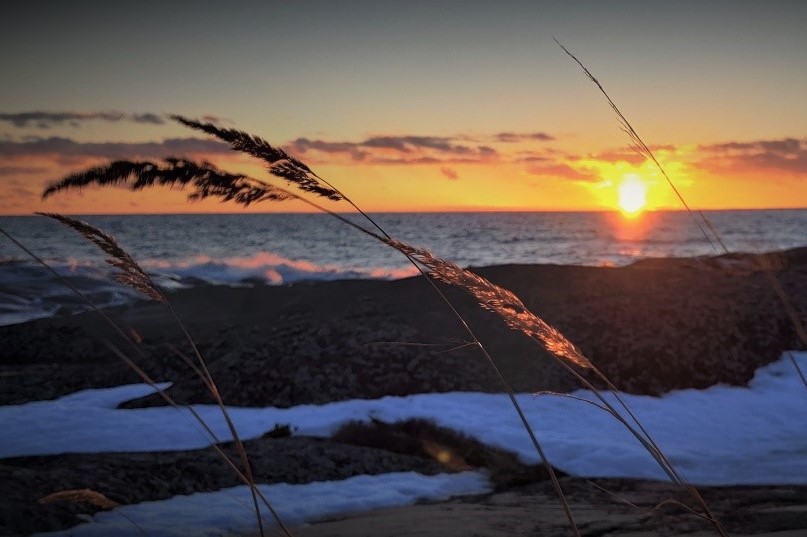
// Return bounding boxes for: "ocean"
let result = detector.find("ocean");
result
[1,209,806,326]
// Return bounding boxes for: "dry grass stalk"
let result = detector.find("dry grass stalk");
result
[40,154,585,535]
[0,226,289,537]
[39,489,119,509]
[18,213,284,537]
[38,131,599,535]
[171,115,341,201]
[557,38,807,396]
[42,158,293,207]
[383,237,593,370]
[554,39,725,254]
[36,212,165,302]
[555,41,758,537]
[41,115,748,536]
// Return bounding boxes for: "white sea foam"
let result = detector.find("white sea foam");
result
[0,253,416,326]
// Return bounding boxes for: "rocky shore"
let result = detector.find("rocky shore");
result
[2,248,806,408]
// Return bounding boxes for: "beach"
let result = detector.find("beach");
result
[2,251,807,535]
[3,0,807,534]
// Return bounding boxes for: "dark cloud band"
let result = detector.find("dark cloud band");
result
[0,111,166,128]
[0,137,230,158]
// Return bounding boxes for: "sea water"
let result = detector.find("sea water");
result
[1,210,805,325]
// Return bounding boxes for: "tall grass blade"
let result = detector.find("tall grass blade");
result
[555,38,807,395]
[36,213,165,302]
[554,38,722,253]
[14,218,287,537]
[42,159,294,206]
[1,225,291,536]
[41,156,585,535]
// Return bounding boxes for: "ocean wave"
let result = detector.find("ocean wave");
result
[0,253,417,327]
[141,251,416,286]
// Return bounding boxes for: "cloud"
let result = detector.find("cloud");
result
[697,137,807,175]
[526,163,599,182]
[440,167,459,180]
[0,111,168,128]
[517,156,550,163]
[583,149,645,165]
[286,134,499,165]
[129,113,164,125]
[362,135,477,154]
[494,132,554,143]
[289,138,368,161]
[0,136,230,159]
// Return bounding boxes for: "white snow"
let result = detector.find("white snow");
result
[32,471,491,537]
[4,352,807,536]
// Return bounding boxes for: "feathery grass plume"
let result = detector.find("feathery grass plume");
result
[171,115,342,201]
[40,489,119,509]
[556,41,738,536]
[36,213,165,302]
[42,158,294,206]
[39,152,584,534]
[9,217,287,537]
[383,238,593,370]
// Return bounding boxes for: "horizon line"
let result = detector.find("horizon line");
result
[2,207,807,217]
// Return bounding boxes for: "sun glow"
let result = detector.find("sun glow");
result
[617,175,647,216]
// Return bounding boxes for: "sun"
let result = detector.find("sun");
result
[617,174,647,216]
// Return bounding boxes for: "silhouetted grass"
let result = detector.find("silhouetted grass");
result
[9,43,787,532]
[31,115,734,536]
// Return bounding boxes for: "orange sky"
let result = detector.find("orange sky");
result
[3,132,805,216]
[2,2,806,215]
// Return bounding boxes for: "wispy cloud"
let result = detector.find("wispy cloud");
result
[362,135,465,153]
[440,166,459,180]
[0,136,230,159]
[0,111,171,128]
[288,138,369,161]
[286,133,501,165]
[697,137,807,175]
[494,132,554,143]
[525,163,599,182]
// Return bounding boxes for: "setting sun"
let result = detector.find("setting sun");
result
[618,175,648,216]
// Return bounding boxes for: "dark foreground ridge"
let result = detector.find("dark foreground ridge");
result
[1,419,559,535]
[1,247,806,407]
[0,248,806,535]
